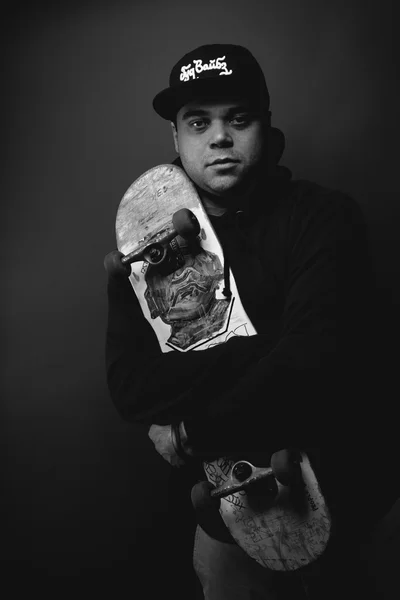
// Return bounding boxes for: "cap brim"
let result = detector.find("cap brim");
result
[153,77,268,120]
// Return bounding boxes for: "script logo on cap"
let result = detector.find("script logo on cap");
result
[180,55,234,82]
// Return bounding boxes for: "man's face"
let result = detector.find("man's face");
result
[171,99,267,199]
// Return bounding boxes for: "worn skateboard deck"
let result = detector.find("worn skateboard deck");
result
[116,164,256,352]
[115,164,331,570]
[205,454,331,571]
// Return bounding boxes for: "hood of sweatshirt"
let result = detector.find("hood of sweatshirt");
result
[170,128,293,302]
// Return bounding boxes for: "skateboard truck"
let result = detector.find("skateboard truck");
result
[211,462,276,499]
[121,208,200,267]
[210,450,303,499]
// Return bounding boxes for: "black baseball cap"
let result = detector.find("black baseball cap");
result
[152,44,270,121]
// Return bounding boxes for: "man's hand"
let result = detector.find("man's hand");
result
[148,424,186,467]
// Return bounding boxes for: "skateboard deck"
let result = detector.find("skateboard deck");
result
[116,164,256,352]
[205,454,331,571]
[114,164,331,570]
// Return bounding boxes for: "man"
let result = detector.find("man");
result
[105,45,396,599]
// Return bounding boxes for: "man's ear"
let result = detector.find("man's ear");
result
[171,122,179,154]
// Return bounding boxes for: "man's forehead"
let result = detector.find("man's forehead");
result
[177,98,256,119]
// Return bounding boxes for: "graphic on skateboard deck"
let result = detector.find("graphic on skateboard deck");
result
[112,164,331,570]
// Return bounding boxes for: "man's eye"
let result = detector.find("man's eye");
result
[189,119,207,129]
[231,115,251,126]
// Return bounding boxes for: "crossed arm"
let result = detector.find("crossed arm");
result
[105,193,374,462]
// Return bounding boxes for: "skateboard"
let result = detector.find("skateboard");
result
[108,164,331,570]
[204,451,331,571]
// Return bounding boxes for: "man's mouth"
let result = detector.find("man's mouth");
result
[208,157,239,166]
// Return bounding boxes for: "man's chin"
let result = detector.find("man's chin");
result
[202,175,244,198]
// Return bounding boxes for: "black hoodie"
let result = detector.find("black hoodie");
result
[106,156,400,526]
[105,159,381,456]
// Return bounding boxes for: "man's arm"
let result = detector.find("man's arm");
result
[106,190,374,451]
[178,193,376,456]
[105,269,276,425]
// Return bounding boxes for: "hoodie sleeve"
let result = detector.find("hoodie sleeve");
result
[106,185,375,453]
[181,190,377,455]
[106,273,277,426]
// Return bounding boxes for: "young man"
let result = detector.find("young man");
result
[105,45,396,599]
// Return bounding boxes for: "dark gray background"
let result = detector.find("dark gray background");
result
[2,0,399,594]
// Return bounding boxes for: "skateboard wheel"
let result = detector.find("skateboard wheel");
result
[172,209,200,239]
[271,449,302,486]
[191,480,221,510]
[191,481,235,544]
[103,250,131,278]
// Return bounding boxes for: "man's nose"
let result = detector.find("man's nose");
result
[209,122,233,148]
